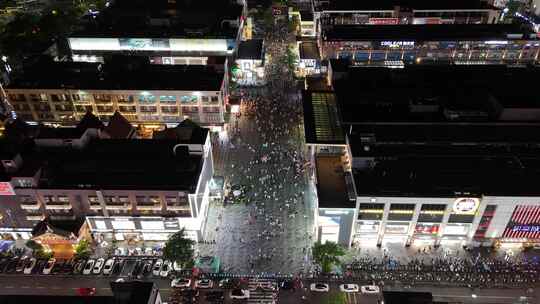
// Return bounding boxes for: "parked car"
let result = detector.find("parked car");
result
[195,279,213,289]
[310,283,329,292]
[360,285,380,294]
[93,258,105,274]
[34,259,47,274]
[159,260,172,277]
[230,289,250,299]
[111,259,123,275]
[42,258,56,274]
[171,278,191,288]
[173,261,182,271]
[5,258,19,273]
[102,258,115,275]
[340,284,359,293]
[218,278,236,289]
[23,258,36,274]
[61,260,75,274]
[83,259,95,275]
[152,259,163,276]
[280,280,295,290]
[73,260,86,274]
[52,260,65,274]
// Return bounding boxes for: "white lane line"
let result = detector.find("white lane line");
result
[434,294,521,299]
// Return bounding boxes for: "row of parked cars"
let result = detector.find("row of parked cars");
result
[310,283,381,294]
[0,256,178,278]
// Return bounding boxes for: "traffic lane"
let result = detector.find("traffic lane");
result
[278,282,536,304]
[0,274,173,297]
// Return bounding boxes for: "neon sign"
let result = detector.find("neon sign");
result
[453,198,480,215]
[380,41,415,48]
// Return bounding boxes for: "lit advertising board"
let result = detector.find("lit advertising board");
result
[452,198,480,215]
[0,182,15,196]
[69,38,233,53]
[368,18,399,25]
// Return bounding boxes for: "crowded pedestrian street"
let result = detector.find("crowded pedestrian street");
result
[197,16,316,276]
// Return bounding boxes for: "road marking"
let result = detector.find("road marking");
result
[4,286,13,289]
[434,294,520,299]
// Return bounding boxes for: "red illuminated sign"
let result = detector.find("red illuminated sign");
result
[368,18,399,25]
[0,182,15,196]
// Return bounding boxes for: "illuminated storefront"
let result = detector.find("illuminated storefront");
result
[321,24,540,66]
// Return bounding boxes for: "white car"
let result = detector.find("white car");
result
[152,259,163,276]
[83,259,95,275]
[23,258,36,274]
[310,283,329,292]
[159,260,172,277]
[230,289,250,299]
[173,261,182,271]
[42,258,56,275]
[171,278,191,288]
[195,279,213,289]
[340,284,359,293]
[93,258,105,274]
[102,258,115,275]
[361,285,380,294]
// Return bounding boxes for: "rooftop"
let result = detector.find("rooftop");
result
[353,149,540,197]
[152,119,209,144]
[333,65,540,124]
[72,0,243,39]
[8,58,224,91]
[322,24,535,41]
[237,39,264,60]
[299,41,320,60]
[302,90,345,145]
[314,0,497,12]
[316,155,356,208]
[21,139,203,191]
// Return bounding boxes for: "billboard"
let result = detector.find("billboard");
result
[69,37,233,53]
[503,205,540,239]
[0,182,15,196]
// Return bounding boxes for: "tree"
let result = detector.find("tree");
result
[25,240,42,251]
[312,241,345,274]
[74,239,92,260]
[163,228,195,270]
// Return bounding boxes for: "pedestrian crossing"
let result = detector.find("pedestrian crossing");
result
[247,280,278,304]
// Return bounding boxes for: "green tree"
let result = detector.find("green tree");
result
[312,241,345,274]
[25,240,42,251]
[34,248,53,260]
[163,228,195,269]
[74,239,92,260]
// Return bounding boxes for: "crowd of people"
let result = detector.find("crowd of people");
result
[201,15,314,275]
[346,251,540,287]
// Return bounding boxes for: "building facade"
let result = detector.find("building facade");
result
[320,24,540,65]
[0,120,214,242]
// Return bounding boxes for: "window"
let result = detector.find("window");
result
[140,106,157,113]
[161,106,178,113]
[72,94,90,102]
[104,196,116,203]
[96,106,114,113]
[149,196,161,204]
[88,196,99,203]
[211,96,219,103]
[358,203,385,220]
[202,107,220,113]
[51,94,70,102]
[165,196,178,204]
[159,96,176,104]
[201,96,209,102]
[181,106,198,113]
[138,94,156,104]
[388,204,415,221]
[117,95,134,103]
[180,95,197,104]
[118,196,130,203]
[119,106,137,113]
[55,104,74,112]
[39,94,48,101]
[93,94,111,101]
[57,195,69,203]
[417,204,447,223]
[8,94,25,101]
[20,195,36,204]
[42,195,54,203]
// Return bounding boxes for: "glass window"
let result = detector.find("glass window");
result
[159,96,176,103]
[57,196,69,202]
[211,96,219,103]
[201,96,209,102]
[190,95,198,103]
[119,196,130,203]
[138,94,156,104]
[117,95,134,103]
[88,196,99,203]
[149,196,161,203]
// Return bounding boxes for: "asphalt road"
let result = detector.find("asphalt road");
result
[0,274,535,304]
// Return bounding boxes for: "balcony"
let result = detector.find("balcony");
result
[89,203,102,210]
[137,201,162,211]
[105,202,131,210]
[44,201,72,210]
[20,201,40,210]
[26,214,44,221]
